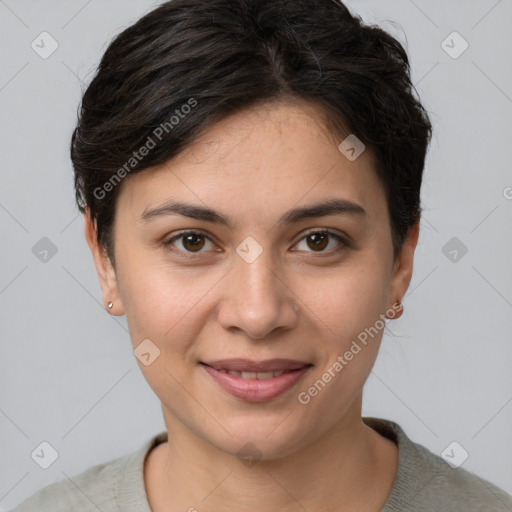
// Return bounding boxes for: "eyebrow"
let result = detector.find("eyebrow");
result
[140,198,366,227]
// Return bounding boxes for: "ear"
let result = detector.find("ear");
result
[83,211,125,316]
[388,221,420,319]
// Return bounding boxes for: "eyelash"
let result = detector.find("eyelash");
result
[162,228,349,258]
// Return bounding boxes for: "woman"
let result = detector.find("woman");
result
[10,0,512,510]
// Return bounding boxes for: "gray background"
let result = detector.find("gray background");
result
[1,0,511,509]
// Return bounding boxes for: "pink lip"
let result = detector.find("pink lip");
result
[200,360,312,402]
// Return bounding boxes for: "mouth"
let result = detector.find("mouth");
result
[201,358,311,373]
[199,359,313,402]
[210,369,293,379]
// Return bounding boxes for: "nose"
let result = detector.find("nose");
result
[216,246,299,339]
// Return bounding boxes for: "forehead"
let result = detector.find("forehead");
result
[116,101,386,226]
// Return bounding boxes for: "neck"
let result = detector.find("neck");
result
[144,397,398,512]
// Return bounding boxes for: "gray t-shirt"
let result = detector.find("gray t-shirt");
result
[9,417,512,511]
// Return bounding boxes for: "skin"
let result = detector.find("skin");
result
[85,99,419,512]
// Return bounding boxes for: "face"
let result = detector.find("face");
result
[86,100,417,460]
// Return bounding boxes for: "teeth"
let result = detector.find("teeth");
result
[223,370,286,379]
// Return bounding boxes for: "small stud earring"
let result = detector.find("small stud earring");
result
[385,300,403,319]
[108,302,113,309]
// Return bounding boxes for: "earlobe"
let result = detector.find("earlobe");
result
[83,211,125,316]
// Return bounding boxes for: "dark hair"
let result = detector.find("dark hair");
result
[71,0,432,266]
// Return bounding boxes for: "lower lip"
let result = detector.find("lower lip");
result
[200,364,312,402]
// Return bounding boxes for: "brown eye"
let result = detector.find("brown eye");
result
[294,230,348,254]
[306,233,329,251]
[182,233,206,252]
[164,231,215,255]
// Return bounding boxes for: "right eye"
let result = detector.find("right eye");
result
[163,230,218,256]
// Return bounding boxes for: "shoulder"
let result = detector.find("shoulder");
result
[8,453,128,512]
[364,417,512,512]
[408,439,512,511]
[8,433,167,512]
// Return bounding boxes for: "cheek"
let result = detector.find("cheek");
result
[295,269,389,423]
[117,257,223,351]
[118,263,212,416]
[296,260,390,342]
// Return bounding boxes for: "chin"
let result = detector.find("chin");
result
[205,413,315,462]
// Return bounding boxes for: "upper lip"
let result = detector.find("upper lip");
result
[201,358,312,372]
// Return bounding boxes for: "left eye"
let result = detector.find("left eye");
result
[293,230,347,253]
